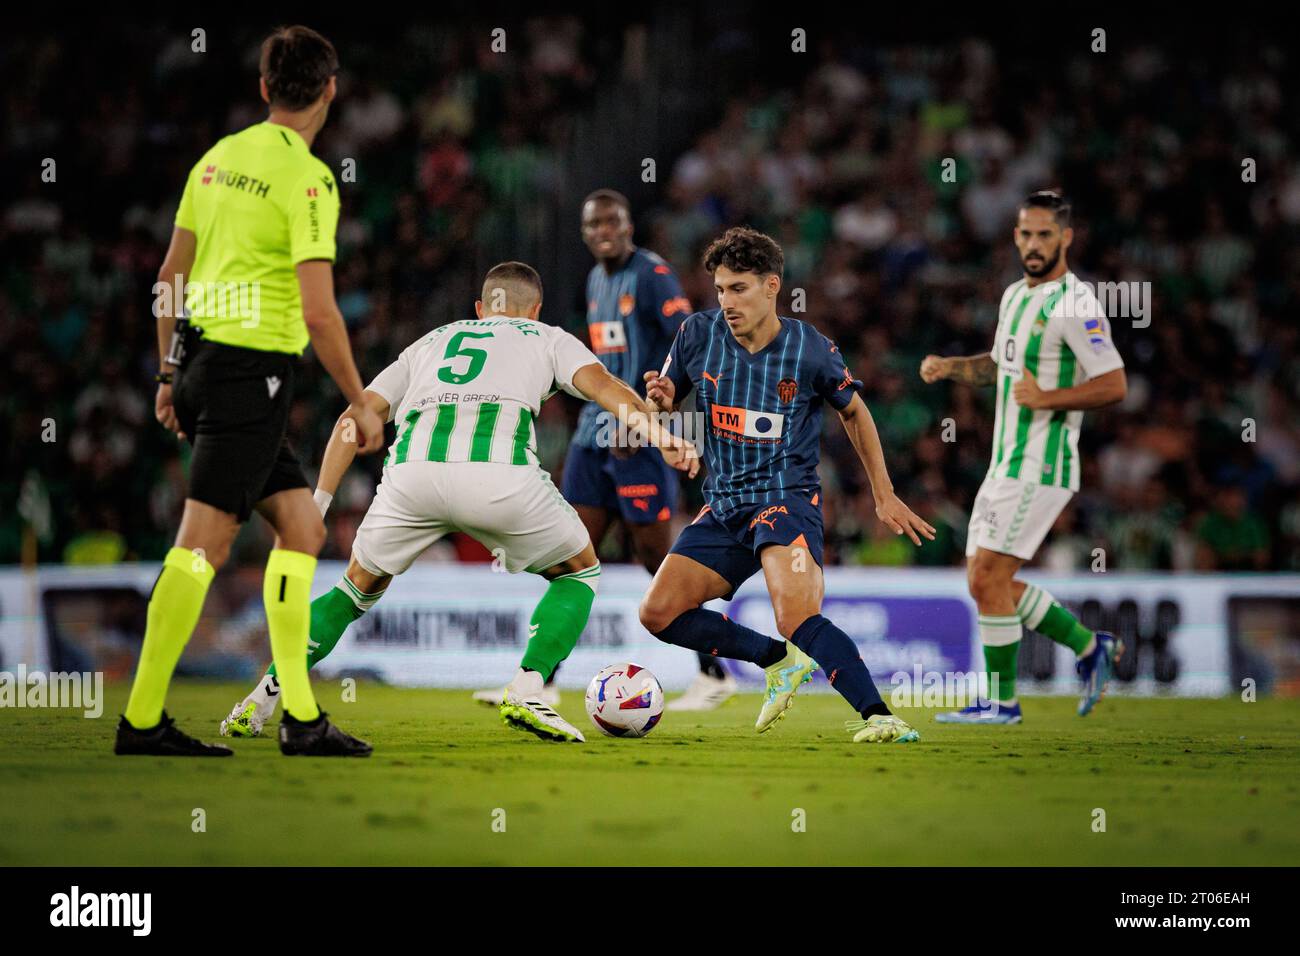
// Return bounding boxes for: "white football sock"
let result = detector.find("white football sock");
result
[246,672,281,718]
[508,667,545,699]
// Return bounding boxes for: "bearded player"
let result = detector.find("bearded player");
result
[920,191,1127,724]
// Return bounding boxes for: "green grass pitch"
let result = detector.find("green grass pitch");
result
[2,682,1297,866]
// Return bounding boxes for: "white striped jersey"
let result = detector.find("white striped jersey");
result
[987,272,1125,491]
[365,315,599,468]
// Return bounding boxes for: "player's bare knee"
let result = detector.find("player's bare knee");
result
[638,597,666,635]
[773,606,815,641]
[968,562,1005,606]
[281,514,326,556]
[306,516,327,555]
[639,594,681,636]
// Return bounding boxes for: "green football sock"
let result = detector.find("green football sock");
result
[1017,583,1094,656]
[520,564,600,681]
[978,614,1021,703]
[124,547,215,729]
[264,548,320,722]
[267,576,383,679]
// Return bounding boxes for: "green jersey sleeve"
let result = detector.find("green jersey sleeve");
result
[288,165,339,264]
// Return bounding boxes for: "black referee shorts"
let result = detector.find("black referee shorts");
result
[172,336,310,523]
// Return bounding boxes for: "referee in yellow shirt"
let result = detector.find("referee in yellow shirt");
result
[116,25,381,757]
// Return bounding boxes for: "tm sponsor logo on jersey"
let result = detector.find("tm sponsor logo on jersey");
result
[710,404,785,443]
[589,320,627,354]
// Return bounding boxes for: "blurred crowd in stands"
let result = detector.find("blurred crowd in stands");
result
[2,17,1297,573]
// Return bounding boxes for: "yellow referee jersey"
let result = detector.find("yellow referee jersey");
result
[175,121,339,354]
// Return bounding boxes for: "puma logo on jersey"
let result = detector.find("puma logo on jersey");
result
[266,376,282,398]
[701,370,723,388]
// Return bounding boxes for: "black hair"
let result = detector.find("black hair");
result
[1021,190,1072,227]
[260,25,339,110]
[702,226,784,278]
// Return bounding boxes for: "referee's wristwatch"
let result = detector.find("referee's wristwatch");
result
[154,370,174,385]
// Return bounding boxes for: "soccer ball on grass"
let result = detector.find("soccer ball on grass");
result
[584,663,664,737]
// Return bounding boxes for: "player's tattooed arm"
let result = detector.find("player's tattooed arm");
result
[919,352,997,386]
[574,363,700,477]
[837,393,937,547]
[315,390,392,515]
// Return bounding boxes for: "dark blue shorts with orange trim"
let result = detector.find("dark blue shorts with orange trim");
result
[561,442,679,525]
[669,491,825,599]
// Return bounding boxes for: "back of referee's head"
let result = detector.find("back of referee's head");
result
[259,25,339,111]
[477,262,544,320]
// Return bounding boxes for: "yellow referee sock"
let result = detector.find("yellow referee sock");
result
[124,547,215,729]
[264,548,321,722]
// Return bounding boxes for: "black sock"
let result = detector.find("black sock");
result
[655,608,786,667]
[697,653,727,679]
[787,614,886,718]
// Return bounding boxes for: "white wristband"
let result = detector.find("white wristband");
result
[313,489,333,517]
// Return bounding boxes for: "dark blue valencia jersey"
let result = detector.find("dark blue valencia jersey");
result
[572,247,692,448]
[662,310,862,518]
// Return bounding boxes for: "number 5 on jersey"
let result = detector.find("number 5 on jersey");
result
[438,331,494,384]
